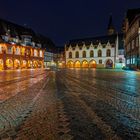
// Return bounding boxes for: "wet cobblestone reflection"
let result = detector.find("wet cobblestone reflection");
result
[0,69,140,140]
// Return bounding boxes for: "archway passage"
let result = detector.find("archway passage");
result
[6,59,13,69]
[74,61,81,68]
[0,59,3,70]
[106,59,113,68]
[89,60,96,68]
[82,60,89,68]
[67,61,74,68]
[14,59,20,69]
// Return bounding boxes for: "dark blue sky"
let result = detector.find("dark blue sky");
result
[0,0,140,45]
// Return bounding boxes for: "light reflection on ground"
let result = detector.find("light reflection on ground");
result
[0,69,46,102]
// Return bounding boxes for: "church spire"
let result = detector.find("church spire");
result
[107,14,116,35]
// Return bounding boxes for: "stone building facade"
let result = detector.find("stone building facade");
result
[65,34,125,69]
[123,8,140,69]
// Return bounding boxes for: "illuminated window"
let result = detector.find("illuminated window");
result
[98,50,102,57]
[40,50,43,57]
[21,48,25,55]
[126,59,130,64]
[15,47,20,55]
[90,50,94,57]
[69,52,72,58]
[132,56,135,64]
[75,51,79,58]
[82,51,86,58]
[106,49,111,57]
[34,49,38,57]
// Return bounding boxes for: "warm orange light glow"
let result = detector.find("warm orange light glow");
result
[67,61,74,68]
[74,61,81,68]
[0,43,44,70]
[89,60,96,68]
[6,59,13,69]
[0,59,3,70]
[82,60,89,68]
[14,59,20,69]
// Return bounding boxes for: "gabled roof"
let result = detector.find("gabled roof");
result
[68,34,117,46]
[67,33,124,50]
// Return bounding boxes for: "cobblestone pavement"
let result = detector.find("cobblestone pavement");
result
[0,69,140,140]
[0,69,47,102]
[56,69,140,140]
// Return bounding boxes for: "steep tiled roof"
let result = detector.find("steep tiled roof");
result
[0,18,35,38]
[68,34,117,46]
[0,18,55,51]
[67,33,124,50]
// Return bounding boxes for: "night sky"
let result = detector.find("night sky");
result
[0,0,140,46]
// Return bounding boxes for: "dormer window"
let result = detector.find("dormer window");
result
[21,35,32,46]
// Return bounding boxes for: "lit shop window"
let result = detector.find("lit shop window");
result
[132,57,135,64]
[126,59,130,64]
